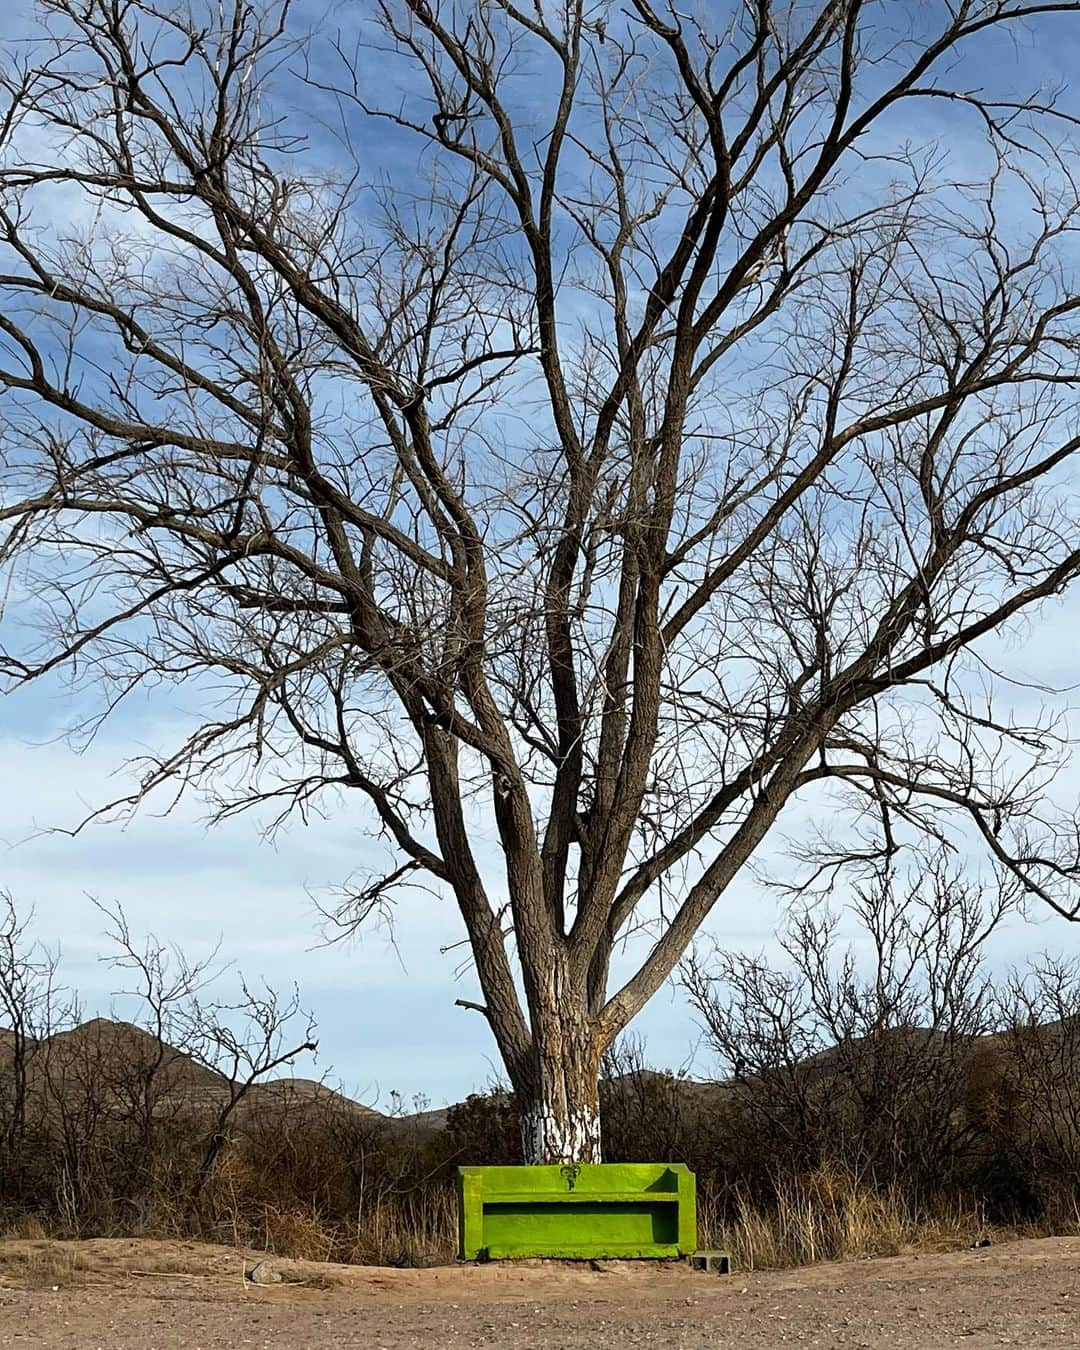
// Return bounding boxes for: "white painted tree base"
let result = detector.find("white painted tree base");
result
[521,1100,602,1165]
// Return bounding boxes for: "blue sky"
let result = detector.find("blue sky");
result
[3,0,1080,1108]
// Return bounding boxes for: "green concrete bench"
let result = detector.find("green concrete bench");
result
[457,1162,697,1261]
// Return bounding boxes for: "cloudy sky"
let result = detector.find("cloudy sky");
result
[2,0,1080,1109]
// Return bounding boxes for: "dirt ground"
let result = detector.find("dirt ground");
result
[0,1234,1077,1348]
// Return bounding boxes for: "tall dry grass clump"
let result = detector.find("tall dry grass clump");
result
[697,1167,993,1271]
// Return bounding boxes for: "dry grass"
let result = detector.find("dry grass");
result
[253,1187,458,1267]
[695,1164,1077,1272]
[190,1177,460,1268]
[344,1186,458,1267]
[0,1172,1075,1280]
[0,1241,79,1288]
[199,1165,1049,1275]
[0,1214,50,1241]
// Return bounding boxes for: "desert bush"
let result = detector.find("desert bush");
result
[600,1037,701,1163]
[684,865,1014,1210]
[444,1090,520,1165]
[985,958,1080,1222]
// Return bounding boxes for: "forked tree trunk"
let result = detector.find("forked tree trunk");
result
[518,992,604,1165]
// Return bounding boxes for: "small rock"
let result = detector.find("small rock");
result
[246,1258,282,1284]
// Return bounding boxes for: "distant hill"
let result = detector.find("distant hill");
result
[0,1017,383,1125]
[0,1016,735,1140]
[4,1015,1063,1140]
[44,1018,228,1088]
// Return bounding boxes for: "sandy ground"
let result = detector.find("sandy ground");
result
[0,1235,1077,1348]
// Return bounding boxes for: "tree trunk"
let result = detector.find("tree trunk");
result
[519,994,603,1165]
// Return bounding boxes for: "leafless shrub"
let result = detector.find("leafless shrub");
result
[600,1035,704,1165]
[0,893,75,1196]
[991,958,1080,1220]
[685,864,1017,1203]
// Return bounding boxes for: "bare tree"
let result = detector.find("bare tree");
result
[92,900,317,1199]
[3,0,1080,1162]
[183,979,319,1197]
[91,899,222,1160]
